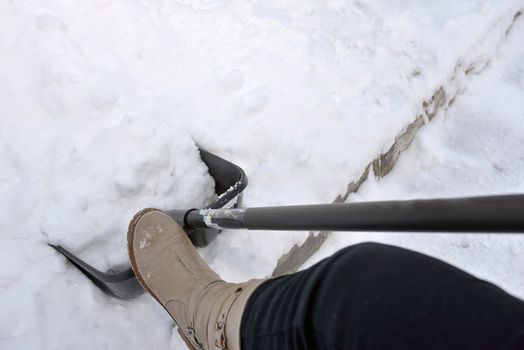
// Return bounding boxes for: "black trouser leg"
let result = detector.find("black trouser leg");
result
[241,242,524,350]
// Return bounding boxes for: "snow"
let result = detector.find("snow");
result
[307,18,524,300]
[0,0,523,349]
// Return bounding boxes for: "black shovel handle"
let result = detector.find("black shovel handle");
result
[177,194,524,233]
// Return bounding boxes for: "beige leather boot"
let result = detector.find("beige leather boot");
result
[128,209,266,350]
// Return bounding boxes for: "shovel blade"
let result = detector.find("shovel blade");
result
[52,148,248,299]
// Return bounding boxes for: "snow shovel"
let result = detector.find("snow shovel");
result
[51,148,248,299]
[53,150,524,299]
[174,194,524,233]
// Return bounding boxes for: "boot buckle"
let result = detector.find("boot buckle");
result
[186,326,204,349]
[214,321,227,349]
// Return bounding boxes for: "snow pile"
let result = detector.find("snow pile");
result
[0,0,522,348]
[0,85,214,348]
[311,19,524,300]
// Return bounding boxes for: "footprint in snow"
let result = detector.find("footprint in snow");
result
[221,69,245,91]
[35,14,68,33]
[238,86,270,116]
[89,85,119,112]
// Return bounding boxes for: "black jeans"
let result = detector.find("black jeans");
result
[241,243,524,349]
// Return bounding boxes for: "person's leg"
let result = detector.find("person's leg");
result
[241,242,524,350]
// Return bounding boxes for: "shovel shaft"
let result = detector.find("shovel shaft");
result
[182,194,524,233]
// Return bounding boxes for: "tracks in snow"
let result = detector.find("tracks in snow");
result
[272,10,523,277]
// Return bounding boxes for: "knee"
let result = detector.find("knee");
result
[323,242,420,281]
[334,241,393,260]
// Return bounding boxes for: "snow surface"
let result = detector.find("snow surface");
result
[0,0,522,349]
[307,19,524,300]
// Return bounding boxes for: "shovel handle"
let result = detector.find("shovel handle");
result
[175,194,524,233]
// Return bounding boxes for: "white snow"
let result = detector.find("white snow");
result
[307,19,524,300]
[0,0,523,349]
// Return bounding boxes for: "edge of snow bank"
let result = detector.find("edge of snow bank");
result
[272,9,523,276]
